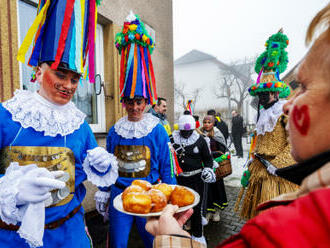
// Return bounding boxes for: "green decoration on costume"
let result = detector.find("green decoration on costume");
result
[248,30,291,99]
[279,85,291,98]
[241,170,250,187]
[169,150,174,178]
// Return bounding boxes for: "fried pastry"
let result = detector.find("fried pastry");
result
[122,185,145,200]
[152,183,173,201]
[148,189,167,212]
[131,179,152,191]
[170,186,195,207]
[122,192,152,214]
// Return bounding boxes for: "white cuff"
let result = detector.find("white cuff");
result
[94,190,110,204]
[83,153,119,187]
[0,162,33,225]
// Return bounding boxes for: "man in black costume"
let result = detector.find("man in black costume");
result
[172,114,216,245]
[231,110,244,158]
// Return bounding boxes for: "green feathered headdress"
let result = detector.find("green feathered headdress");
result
[248,29,291,98]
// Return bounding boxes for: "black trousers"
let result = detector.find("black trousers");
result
[232,135,243,157]
[207,178,228,211]
[177,173,205,238]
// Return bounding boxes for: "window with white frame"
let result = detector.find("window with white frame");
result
[72,24,106,132]
[17,0,106,132]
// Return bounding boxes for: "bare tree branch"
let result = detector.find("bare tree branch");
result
[174,82,186,110]
[214,57,256,115]
[174,82,203,113]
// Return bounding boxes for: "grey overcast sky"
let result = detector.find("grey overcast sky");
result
[173,0,329,72]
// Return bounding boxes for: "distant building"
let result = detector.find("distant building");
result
[174,49,256,125]
[282,61,302,96]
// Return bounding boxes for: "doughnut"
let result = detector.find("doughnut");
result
[131,179,152,191]
[170,186,195,207]
[152,183,173,201]
[122,192,152,214]
[148,189,167,212]
[122,185,145,200]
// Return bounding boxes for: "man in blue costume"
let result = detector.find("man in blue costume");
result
[94,11,176,248]
[0,1,118,247]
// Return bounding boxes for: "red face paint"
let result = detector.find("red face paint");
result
[43,70,53,86]
[292,105,310,135]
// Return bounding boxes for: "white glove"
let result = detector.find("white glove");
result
[16,168,66,206]
[201,167,216,183]
[94,191,110,220]
[87,147,112,173]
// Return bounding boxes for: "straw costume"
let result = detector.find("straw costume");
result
[0,1,120,247]
[235,30,298,220]
[99,11,176,248]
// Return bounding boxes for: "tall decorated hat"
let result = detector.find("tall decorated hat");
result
[248,29,291,98]
[115,11,157,104]
[17,0,102,83]
[185,100,194,114]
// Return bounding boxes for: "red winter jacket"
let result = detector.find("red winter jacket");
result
[219,188,330,248]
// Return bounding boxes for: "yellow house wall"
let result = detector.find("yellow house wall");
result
[0,0,20,101]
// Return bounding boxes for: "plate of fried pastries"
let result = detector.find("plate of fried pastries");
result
[113,179,200,217]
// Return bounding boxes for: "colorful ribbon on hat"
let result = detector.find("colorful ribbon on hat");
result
[186,100,193,114]
[256,66,264,85]
[17,0,102,83]
[275,68,282,82]
[51,0,76,71]
[116,12,157,104]
[118,38,158,104]
[17,0,51,63]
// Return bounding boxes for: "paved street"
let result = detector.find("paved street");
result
[204,186,246,247]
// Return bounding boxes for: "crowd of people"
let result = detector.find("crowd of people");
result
[0,1,330,248]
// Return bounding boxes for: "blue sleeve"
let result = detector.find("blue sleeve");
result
[0,107,4,178]
[82,121,98,158]
[156,125,177,185]
[0,105,3,179]
[106,126,116,154]
[0,104,4,150]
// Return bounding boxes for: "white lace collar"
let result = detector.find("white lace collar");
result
[3,90,85,137]
[256,100,286,136]
[114,113,159,139]
[172,130,200,146]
